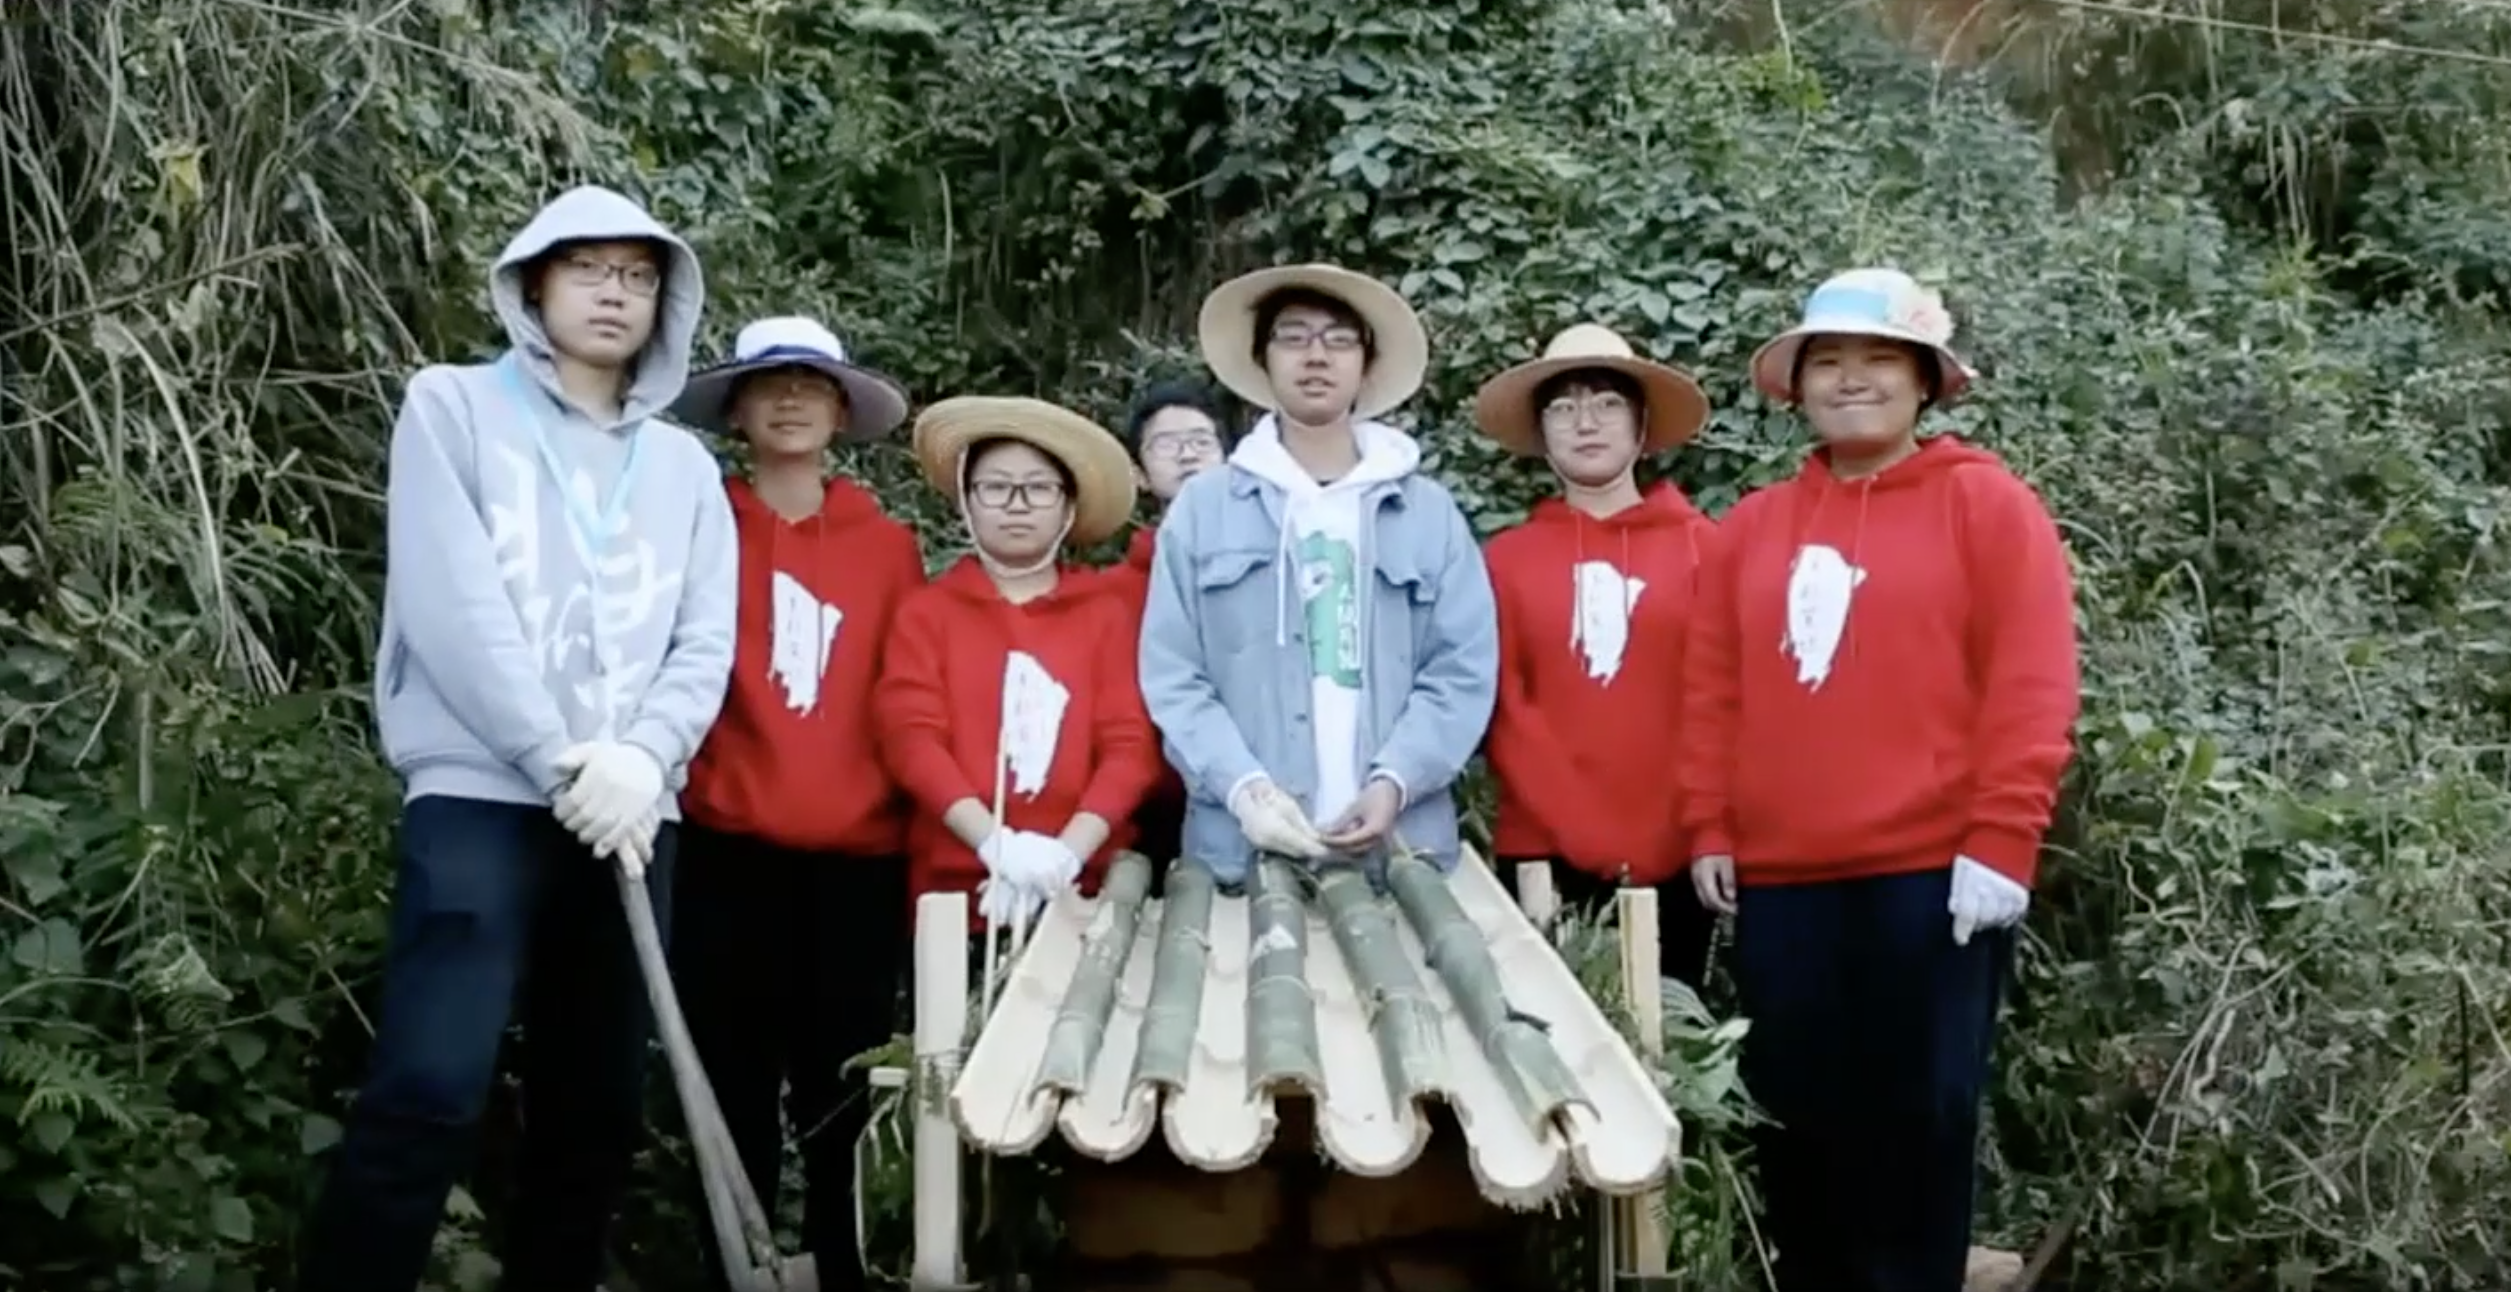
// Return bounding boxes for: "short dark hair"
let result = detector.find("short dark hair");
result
[1249,288,1376,367]
[1121,380,1234,461]
[963,435,1076,494]
[1531,366,1646,413]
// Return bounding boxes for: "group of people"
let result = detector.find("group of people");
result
[297,184,2082,1292]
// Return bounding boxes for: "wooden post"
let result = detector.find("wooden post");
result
[1614,886,1670,1281]
[1515,860,1560,930]
[912,892,972,1291]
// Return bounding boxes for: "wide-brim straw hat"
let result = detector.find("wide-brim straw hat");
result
[1196,263,1429,421]
[670,316,909,442]
[1472,323,1709,455]
[1749,267,1976,406]
[912,396,1138,547]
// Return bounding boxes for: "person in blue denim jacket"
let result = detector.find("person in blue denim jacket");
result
[1136,263,1498,885]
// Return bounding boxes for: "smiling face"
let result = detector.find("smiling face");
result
[1258,296,1370,426]
[964,438,1075,567]
[533,239,662,369]
[1136,404,1225,502]
[1535,369,1646,488]
[1796,333,1931,453]
[731,366,850,462]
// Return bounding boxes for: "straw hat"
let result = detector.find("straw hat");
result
[1749,268,1976,406]
[1472,324,1709,455]
[670,316,910,441]
[912,396,1138,547]
[1196,264,1428,421]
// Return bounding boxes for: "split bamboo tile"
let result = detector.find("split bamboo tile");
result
[950,847,1683,1209]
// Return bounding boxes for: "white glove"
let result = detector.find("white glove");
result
[554,742,664,869]
[1019,831,1083,890]
[977,876,1045,926]
[1229,777,1328,860]
[1947,855,2030,946]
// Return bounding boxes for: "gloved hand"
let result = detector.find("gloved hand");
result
[1229,777,1328,860]
[554,742,664,865]
[1021,831,1084,890]
[599,807,661,880]
[977,876,1044,927]
[1947,855,2030,946]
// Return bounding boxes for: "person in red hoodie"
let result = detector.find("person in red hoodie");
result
[1470,324,1717,988]
[1108,379,1236,864]
[876,396,1163,932]
[662,316,923,1292]
[1678,269,2080,1292]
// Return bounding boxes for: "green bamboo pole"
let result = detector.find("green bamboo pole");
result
[1314,863,1444,1105]
[1246,856,1322,1094]
[1037,851,1154,1094]
[1130,859,1216,1094]
[1385,853,1587,1134]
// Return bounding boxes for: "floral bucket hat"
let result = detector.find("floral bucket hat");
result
[1749,268,1977,406]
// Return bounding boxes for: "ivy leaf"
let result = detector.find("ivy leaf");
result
[300,1114,343,1156]
[210,1195,254,1244]
[30,1112,73,1154]
[10,918,82,976]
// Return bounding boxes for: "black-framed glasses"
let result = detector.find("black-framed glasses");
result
[556,255,663,298]
[1267,323,1366,352]
[968,478,1067,510]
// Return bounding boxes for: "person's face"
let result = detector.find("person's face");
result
[1135,405,1225,503]
[534,240,662,368]
[1261,302,1367,425]
[732,367,849,462]
[1796,334,1928,451]
[964,440,1074,566]
[1537,378,1645,488]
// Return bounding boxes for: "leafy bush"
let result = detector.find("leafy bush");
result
[10,0,2511,1288]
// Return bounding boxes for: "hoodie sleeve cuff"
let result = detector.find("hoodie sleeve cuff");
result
[1367,768,1409,811]
[1957,824,2043,888]
[1689,826,1735,862]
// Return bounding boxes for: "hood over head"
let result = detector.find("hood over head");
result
[490,184,706,426]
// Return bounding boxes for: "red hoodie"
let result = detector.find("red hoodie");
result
[1678,436,2080,888]
[682,477,926,853]
[1483,483,1712,885]
[874,557,1164,913]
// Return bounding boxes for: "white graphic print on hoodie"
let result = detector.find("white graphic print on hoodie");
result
[1229,414,1421,822]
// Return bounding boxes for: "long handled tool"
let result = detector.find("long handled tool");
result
[615,861,820,1292]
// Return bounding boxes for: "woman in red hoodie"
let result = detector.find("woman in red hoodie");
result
[1470,324,1717,988]
[876,396,1163,931]
[664,316,924,1292]
[1678,269,2080,1292]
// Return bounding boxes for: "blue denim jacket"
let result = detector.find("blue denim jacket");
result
[1136,453,1499,884]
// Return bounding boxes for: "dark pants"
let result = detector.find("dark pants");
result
[672,825,910,1292]
[298,794,674,1292]
[1733,868,2010,1292]
[1507,858,1716,991]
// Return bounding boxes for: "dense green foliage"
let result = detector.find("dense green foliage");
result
[8,0,2511,1287]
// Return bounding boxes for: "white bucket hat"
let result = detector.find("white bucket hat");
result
[669,316,910,442]
[1749,268,1976,406]
[1196,264,1429,421]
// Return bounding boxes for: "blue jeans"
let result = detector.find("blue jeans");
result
[1733,867,2010,1292]
[296,794,674,1292]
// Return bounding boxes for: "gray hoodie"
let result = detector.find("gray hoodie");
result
[372,185,738,816]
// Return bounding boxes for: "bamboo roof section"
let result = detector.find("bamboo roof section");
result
[950,848,1683,1208]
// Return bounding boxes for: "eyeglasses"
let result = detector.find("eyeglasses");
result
[1540,391,1635,428]
[1143,430,1223,461]
[555,255,663,298]
[1267,324,1366,353]
[968,478,1067,510]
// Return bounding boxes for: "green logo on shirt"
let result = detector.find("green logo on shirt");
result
[1295,531,1362,689]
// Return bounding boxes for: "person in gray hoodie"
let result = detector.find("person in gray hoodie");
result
[297,186,738,1292]
[1138,263,1497,885]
